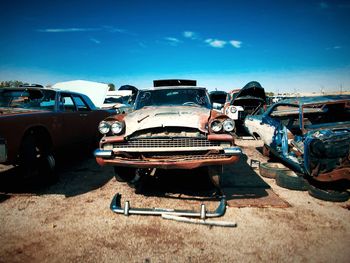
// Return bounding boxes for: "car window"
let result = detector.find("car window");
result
[60,94,76,112]
[72,95,90,111]
[0,89,56,111]
[269,104,299,117]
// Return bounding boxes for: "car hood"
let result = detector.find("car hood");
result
[231,81,266,104]
[124,106,210,137]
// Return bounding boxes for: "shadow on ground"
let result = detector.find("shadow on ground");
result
[131,154,280,202]
[0,149,114,201]
[0,149,288,207]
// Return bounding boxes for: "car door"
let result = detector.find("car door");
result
[71,94,96,141]
[59,92,88,145]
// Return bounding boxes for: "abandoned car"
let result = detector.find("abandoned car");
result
[244,96,350,183]
[102,85,139,113]
[0,87,112,179]
[209,90,227,111]
[94,83,242,188]
[223,81,267,133]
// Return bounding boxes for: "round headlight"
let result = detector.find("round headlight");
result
[111,121,124,135]
[210,120,223,133]
[98,121,110,134]
[230,106,237,113]
[223,119,235,132]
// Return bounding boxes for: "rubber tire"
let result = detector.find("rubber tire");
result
[259,162,290,179]
[20,134,56,182]
[275,171,309,191]
[208,165,222,188]
[114,167,136,183]
[308,184,349,202]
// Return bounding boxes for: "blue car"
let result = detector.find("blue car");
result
[244,95,350,183]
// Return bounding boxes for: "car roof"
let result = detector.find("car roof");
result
[1,86,90,97]
[142,86,207,91]
[277,95,350,106]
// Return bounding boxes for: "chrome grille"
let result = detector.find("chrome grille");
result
[114,138,221,149]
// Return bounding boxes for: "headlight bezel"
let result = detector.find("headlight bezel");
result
[98,121,111,135]
[111,121,124,135]
[210,120,223,133]
[210,118,235,133]
[223,119,235,132]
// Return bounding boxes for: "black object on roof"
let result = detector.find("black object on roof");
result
[153,79,197,87]
[119,85,138,94]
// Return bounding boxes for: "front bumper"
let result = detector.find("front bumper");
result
[94,146,242,169]
[0,138,7,163]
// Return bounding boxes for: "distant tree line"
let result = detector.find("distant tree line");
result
[0,80,27,88]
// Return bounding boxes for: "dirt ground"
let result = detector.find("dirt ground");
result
[0,139,349,263]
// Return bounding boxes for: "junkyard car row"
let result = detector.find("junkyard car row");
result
[0,80,349,203]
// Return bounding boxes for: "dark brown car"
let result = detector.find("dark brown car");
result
[0,87,112,179]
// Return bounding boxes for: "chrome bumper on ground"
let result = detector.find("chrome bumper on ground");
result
[110,193,226,218]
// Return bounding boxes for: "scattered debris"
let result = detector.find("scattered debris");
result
[162,214,237,227]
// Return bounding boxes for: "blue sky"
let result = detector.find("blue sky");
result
[0,0,349,93]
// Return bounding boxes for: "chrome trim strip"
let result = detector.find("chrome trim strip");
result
[223,147,242,155]
[94,149,113,158]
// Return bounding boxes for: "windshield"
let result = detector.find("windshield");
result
[303,102,350,129]
[134,88,211,110]
[0,89,56,110]
[104,95,131,105]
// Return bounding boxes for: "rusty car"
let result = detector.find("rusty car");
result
[244,95,350,184]
[209,90,227,111]
[223,81,267,134]
[94,81,242,189]
[0,87,112,180]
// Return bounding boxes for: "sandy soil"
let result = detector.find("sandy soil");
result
[0,139,349,263]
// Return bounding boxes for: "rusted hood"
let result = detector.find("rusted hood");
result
[124,106,210,136]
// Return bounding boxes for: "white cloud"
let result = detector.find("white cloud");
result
[319,2,329,9]
[37,26,131,35]
[183,31,198,39]
[37,27,99,33]
[326,45,342,50]
[230,40,242,48]
[164,37,182,46]
[90,38,101,44]
[205,39,226,48]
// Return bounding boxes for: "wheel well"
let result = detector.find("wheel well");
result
[22,126,53,151]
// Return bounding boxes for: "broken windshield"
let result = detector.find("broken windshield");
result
[134,88,211,110]
[0,89,56,110]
